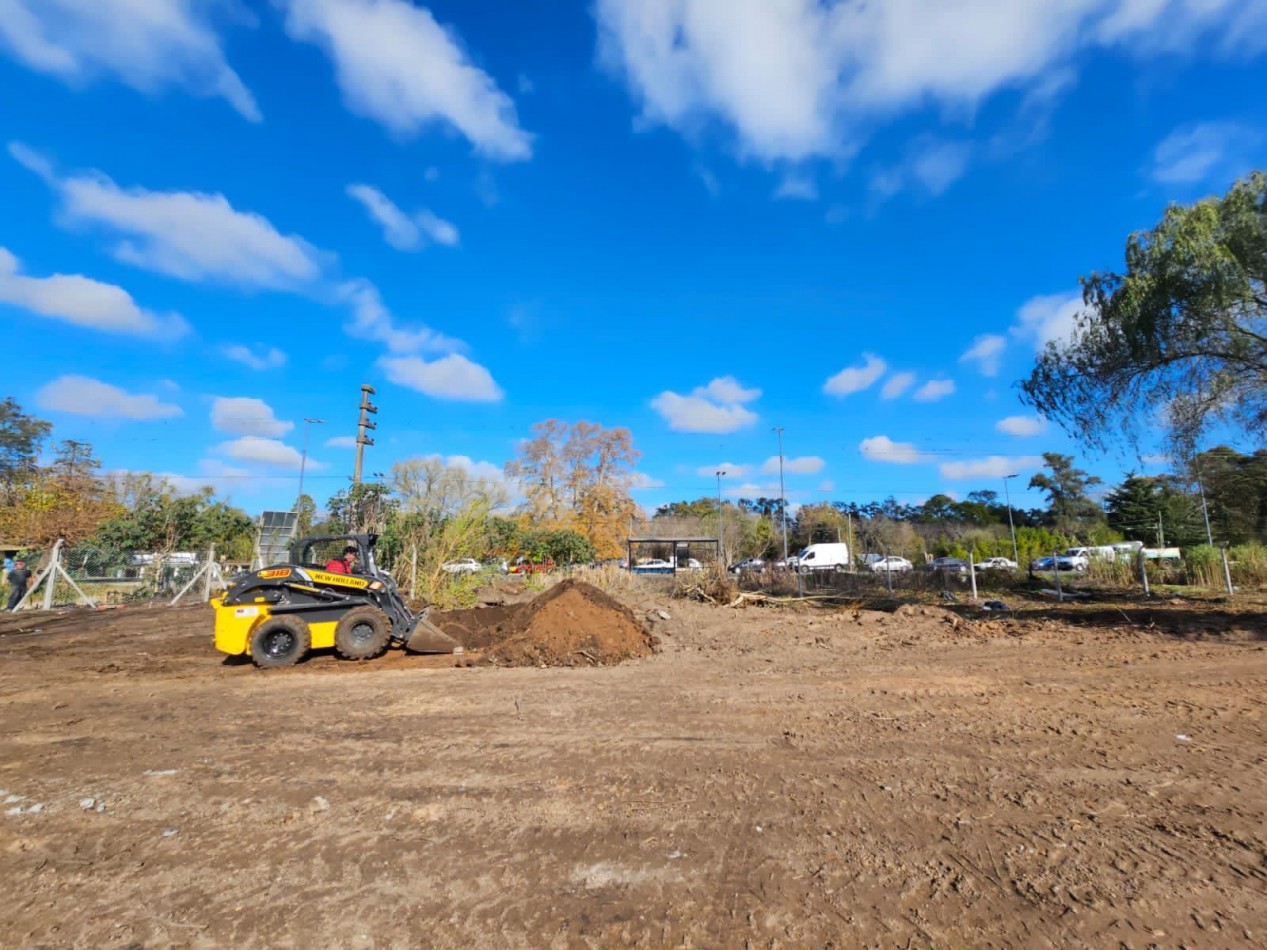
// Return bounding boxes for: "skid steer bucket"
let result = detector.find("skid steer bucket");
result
[404,611,465,654]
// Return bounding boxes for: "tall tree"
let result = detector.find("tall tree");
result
[1189,446,1267,544]
[1028,453,1103,532]
[0,397,52,506]
[505,419,640,558]
[1022,171,1267,453]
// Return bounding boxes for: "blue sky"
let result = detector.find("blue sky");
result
[2,0,1265,517]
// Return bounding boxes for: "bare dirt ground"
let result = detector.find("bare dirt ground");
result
[1,585,1266,948]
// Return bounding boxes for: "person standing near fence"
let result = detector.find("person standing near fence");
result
[6,559,31,611]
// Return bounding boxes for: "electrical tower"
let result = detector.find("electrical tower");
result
[353,384,377,484]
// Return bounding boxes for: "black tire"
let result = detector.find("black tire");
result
[334,606,391,661]
[250,615,311,668]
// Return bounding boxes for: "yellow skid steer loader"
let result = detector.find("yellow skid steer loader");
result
[211,533,462,668]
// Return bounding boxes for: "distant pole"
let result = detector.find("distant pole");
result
[716,469,726,566]
[1003,473,1020,565]
[297,417,324,509]
[1196,471,1214,545]
[774,426,789,561]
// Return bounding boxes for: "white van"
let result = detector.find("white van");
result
[795,542,851,573]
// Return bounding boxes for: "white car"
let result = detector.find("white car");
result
[441,558,482,574]
[978,557,1018,570]
[870,556,913,573]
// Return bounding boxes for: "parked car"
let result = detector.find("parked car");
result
[978,557,1018,570]
[870,556,913,573]
[1030,555,1082,572]
[441,558,482,574]
[1057,548,1091,571]
[927,557,970,575]
[729,558,766,574]
[508,557,555,575]
[632,558,675,574]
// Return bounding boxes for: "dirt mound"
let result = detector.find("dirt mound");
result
[434,579,658,667]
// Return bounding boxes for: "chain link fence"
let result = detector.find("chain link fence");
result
[9,540,231,611]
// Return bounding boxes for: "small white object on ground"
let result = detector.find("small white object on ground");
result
[1176,734,1191,742]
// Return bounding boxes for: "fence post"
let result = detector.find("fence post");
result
[1052,550,1062,602]
[202,543,216,602]
[1138,550,1150,597]
[1220,544,1234,596]
[410,544,417,599]
[969,552,977,601]
[42,539,61,610]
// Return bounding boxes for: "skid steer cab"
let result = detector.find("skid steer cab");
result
[211,533,463,668]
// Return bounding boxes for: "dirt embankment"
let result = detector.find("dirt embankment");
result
[436,578,659,666]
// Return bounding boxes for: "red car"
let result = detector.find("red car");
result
[508,557,555,575]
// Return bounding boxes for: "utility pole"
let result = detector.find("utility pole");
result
[296,417,324,510]
[1003,473,1020,565]
[716,469,726,566]
[353,384,377,485]
[774,426,789,562]
[1195,464,1214,545]
[1157,512,1165,548]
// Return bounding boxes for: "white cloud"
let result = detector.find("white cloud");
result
[872,138,972,198]
[824,353,886,397]
[859,435,930,464]
[1149,120,1263,185]
[761,455,824,475]
[325,435,358,449]
[1012,291,1085,350]
[880,370,915,399]
[630,472,666,490]
[595,1,1263,165]
[0,0,260,120]
[773,173,818,200]
[282,0,531,160]
[913,378,955,402]
[0,247,188,338]
[347,183,419,250]
[959,333,1007,376]
[216,436,314,470]
[940,455,1044,480]
[996,415,1047,437]
[11,143,325,289]
[223,344,287,371]
[437,454,506,483]
[652,376,761,433]
[36,374,182,420]
[379,353,503,402]
[698,463,752,479]
[416,209,460,247]
[211,397,293,438]
[347,183,460,251]
[339,278,465,354]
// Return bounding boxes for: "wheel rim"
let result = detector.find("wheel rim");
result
[349,621,376,645]
[264,630,294,657]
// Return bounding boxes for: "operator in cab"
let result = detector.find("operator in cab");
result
[325,545,359,574]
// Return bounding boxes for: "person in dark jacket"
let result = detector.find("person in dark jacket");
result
[7,559,31,611]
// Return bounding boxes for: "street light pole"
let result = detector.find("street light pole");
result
[297,417,324,510]
[716,469,726,566]
[774,426,789,562]
[1003,473,1020,565]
